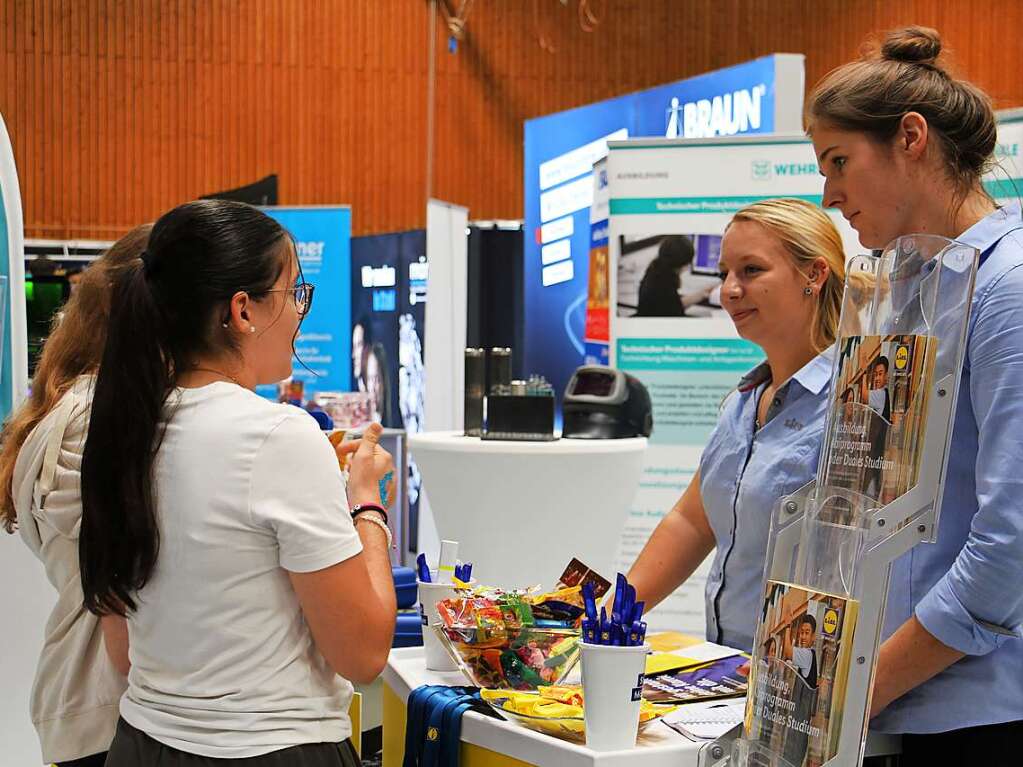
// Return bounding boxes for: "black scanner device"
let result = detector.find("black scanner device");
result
[562,365,653,439]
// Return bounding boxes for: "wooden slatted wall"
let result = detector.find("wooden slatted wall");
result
[2,0,1022,240]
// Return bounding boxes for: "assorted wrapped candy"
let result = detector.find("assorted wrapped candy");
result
[434,585,584,690]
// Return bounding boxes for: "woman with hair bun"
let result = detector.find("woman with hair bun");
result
[810,25,1023,763]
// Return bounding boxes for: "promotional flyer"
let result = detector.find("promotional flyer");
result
[745,582,859,767]
[821,334,936,509]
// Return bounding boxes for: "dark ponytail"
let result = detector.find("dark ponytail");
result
[80,200,289,615]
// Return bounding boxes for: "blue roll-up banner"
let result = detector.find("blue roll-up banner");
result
[0,113,27,420]
[523,54,803,405]
[261,206,351,400]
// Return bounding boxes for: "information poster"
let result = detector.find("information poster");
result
[988,108,1023,202]
[606,135,858,635]
[261,206,351,400]
[0,112,26,419]
[584,158,610,365]
[524,54,805,410]
[351,229,429,551]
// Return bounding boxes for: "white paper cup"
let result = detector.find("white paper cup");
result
[580,642,650,751]
[417,575,460,671]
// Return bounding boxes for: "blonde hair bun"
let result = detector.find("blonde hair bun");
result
[880,26,942,66]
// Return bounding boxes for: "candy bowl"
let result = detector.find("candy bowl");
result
[434,625,581,690]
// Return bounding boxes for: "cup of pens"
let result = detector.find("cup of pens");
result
[417,541,473,672]
[580,574,650,751]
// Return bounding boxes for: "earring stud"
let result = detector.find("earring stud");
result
[804,286,813,296]
[250,326,256,334]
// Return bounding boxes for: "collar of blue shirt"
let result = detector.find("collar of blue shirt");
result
[737,345,835,395]
[957,202,1023,256]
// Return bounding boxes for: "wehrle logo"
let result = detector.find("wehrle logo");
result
[751,160,819,180]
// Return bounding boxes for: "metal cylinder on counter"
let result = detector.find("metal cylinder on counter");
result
[489,347,512,395]
[463,348,485,436]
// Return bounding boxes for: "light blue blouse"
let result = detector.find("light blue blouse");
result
[699,350,834,652]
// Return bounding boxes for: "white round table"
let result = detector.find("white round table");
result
[409,431,647,590]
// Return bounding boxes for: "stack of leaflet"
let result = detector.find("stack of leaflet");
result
[641,641,748,704]
[661,698,746,741]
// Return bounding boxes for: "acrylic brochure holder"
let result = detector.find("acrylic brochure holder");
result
[713,235,979,767]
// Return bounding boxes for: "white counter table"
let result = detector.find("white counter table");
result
[381,646,714,767]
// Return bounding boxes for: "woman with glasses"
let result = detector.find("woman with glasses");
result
[77,199,396,766]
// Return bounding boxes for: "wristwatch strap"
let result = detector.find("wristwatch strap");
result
[351,503,388,525]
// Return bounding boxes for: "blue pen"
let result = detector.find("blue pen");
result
[581,583,598,644]
[599,606,611,645]
[628,601,645,646]
[582,618,597,644]
[612,574,625,625]
[611,621,623,646]
[416,553,432,583]
[621,584,635,631]
[582,583,597,621]
[613,589,630,650]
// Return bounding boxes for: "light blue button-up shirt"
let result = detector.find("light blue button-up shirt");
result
[699,350,834,652]
[873,203,1023,734]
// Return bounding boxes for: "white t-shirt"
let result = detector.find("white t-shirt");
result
[119,383,363,758]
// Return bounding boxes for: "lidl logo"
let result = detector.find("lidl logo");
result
[823,608,840,635]
[895,344,910,371]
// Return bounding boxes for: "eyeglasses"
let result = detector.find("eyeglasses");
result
[263,282,315,317]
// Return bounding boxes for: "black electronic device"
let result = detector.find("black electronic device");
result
[561,365,653,439]
[482,393,557,441]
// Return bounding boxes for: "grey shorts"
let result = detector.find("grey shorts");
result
[105,717,362,767]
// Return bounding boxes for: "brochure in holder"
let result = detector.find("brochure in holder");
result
[722,235,978,767]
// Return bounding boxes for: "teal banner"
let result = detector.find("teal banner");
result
[617,337,762,371]
[617,337,762,445]
[610,194,822,216]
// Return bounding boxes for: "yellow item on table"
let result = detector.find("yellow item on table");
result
[645,631,704,652]
[644,652,706,676]
[479,685,677,741]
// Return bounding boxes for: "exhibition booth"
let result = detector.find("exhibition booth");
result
[3,37,1023,764]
